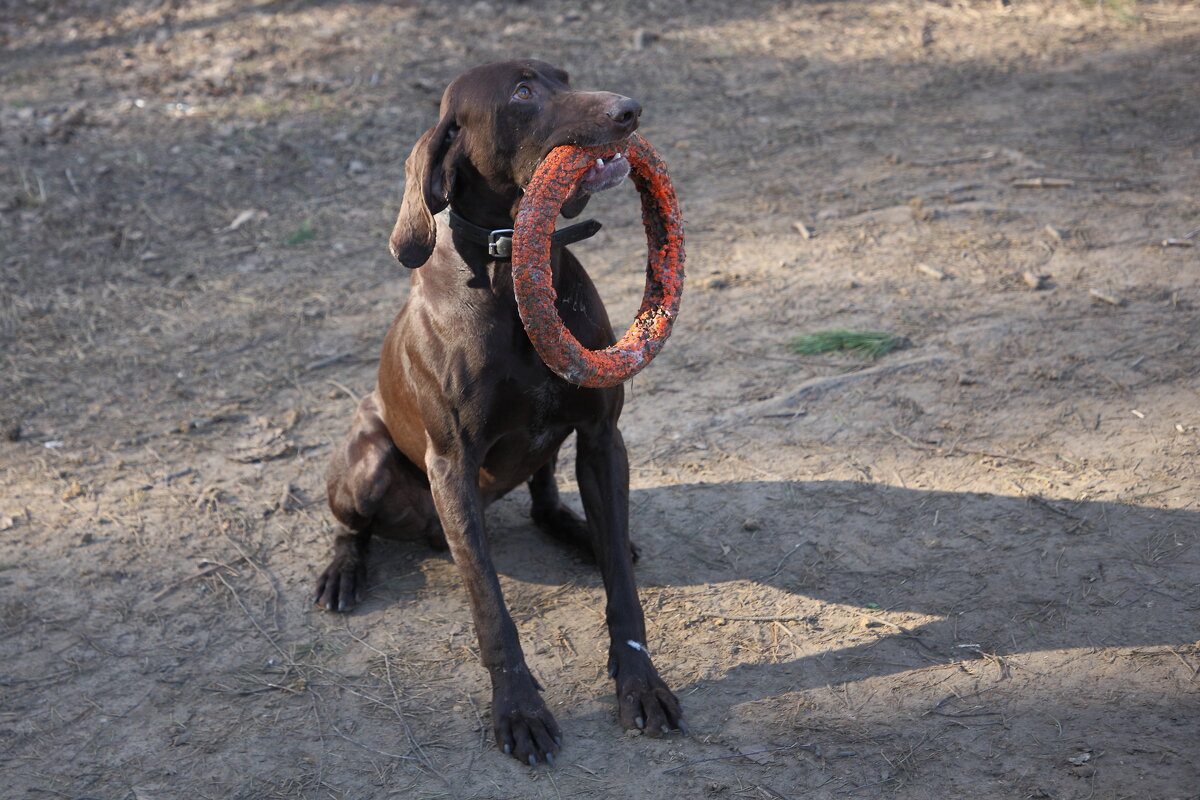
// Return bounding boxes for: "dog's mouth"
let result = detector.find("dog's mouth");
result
[526,140,632,199]
[575,150,630,194]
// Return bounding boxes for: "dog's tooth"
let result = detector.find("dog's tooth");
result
[596,157,605,167]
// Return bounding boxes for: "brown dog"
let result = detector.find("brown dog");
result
[314,60,684,766]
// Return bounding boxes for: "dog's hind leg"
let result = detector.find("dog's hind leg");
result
[529,456,591,549]
[315,391,440,612]
[529,454,639,561]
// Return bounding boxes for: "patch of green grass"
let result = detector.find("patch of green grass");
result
[284,219,317,246]
[790,329,904,360]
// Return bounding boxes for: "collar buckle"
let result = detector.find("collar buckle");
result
[487,229,514,258]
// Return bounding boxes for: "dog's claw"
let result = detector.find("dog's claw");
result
[493,683,562,767]
[313,542,366,614]
[615,663,683,737]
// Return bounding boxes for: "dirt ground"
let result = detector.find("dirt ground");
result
[2,0,1199,797]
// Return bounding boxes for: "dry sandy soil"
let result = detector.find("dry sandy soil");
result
[2,0,1199,797]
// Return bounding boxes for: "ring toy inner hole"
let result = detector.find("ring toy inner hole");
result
[512,133,685,389]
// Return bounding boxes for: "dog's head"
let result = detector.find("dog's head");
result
[389,59,641,268]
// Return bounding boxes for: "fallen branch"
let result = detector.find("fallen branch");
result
[908,150,996,167]
[701,613,814,624]
[1011,177,1074,188]
[716,354,947,423]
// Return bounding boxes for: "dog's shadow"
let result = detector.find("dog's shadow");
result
[361,477,1197,707]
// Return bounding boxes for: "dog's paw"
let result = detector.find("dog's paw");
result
[312,553,366,613]
[610,651,685,737]
[533,504,640,562]
[532,503,590,548]
[493,683,562,766]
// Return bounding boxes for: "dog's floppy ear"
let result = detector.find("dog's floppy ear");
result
[388,114,460,268]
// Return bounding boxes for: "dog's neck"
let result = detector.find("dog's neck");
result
[445,205,602,265]
[446,161,524,230]
[448,194,522,232]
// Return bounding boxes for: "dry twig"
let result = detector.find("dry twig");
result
[662,742,815,774]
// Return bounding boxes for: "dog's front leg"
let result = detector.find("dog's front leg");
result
[575,421,685,736]
[426,452,562,765]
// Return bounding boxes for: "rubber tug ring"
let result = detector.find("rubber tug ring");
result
[512,133,685,389]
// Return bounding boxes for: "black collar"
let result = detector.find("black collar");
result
[447,208,602,259]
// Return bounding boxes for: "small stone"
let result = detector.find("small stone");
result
[631,29,658,50]
[909,197,937,222]
[742,518,761,532]
[916,262,948,280]
[235,256,264,274]
[347,160,366,174]
[1022,271,1047,290]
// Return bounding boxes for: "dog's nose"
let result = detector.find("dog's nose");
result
[607,98,642,131]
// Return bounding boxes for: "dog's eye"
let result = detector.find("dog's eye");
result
[513,84,533,101]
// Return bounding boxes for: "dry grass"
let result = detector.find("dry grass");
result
[2,0,1199,797]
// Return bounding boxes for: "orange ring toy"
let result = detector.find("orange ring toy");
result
[512,133,685,388]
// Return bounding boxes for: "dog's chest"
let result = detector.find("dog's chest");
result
[523,379,571,450]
